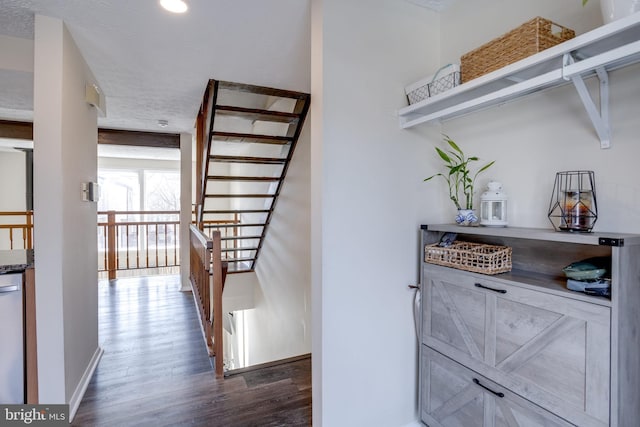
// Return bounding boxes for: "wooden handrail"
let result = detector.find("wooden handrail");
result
[0,211,34,215]
[189,225,226,377]
[98,210,180,215]
[97,220,180,227]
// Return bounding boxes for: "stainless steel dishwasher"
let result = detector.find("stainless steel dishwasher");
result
[0,272,24,404]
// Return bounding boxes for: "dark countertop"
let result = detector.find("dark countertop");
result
[0,249,34,274]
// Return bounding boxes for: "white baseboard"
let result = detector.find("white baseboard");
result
[401,420,423,427]
[69,346,103,422]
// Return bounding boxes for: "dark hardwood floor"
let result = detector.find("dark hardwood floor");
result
[72,275,311,427]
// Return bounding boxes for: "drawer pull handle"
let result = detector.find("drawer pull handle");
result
[475,283,506,294]
[473,378,505,398]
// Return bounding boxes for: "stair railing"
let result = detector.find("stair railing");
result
[189,225,227,377]
[98,210,181,280]
[0,210,33,250]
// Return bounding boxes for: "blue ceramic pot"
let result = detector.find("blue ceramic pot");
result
[456,209,478,226]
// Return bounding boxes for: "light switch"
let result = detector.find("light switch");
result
[82,182,100,202]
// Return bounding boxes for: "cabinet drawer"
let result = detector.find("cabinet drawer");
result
[422,265,610,427]
[421,347,573,427]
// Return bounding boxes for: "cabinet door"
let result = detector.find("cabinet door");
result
[421,347,573,427]
[423,265,610,427]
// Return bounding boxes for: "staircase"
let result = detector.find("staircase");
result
[195,80,310,273]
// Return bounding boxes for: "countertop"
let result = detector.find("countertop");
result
[0,249,34,274]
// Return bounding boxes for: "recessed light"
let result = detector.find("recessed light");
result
[158,119,169,128]
[160,0,188,14]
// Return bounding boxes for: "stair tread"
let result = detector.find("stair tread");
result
[205,194,275,198]
[215,105,299,124]
[206,223,266,228]
[222,257,256,263]
[207,175,281,182]
[218,81,308,100]
[209,155,286,165]
[221,236,262,241]
[227,268,255,274]
[212,131,292,145]
[222,247,259,252]
[202,209,270,214]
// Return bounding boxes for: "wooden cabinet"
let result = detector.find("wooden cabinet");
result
[419,225,640,427]
[421,348,572,427]
[423,265,610,426]
[25,266,38,404]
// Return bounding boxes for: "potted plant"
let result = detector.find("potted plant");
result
[424,135,495,225]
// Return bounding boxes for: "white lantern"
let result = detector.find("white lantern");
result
[480,181,508,227]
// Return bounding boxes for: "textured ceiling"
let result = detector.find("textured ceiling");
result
[404,0,455,12]
[0,0,311,133]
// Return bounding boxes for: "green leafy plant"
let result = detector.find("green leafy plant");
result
[583,0,589,5]
[424,135,495,210]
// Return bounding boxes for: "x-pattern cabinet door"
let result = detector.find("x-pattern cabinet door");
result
[421,347,574,427]
[422,266,611,427]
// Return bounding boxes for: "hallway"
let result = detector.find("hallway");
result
[72,275,311,426]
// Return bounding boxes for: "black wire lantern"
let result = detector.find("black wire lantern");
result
[548,171,598,232]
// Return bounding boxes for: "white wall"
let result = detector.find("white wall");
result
[180,133,192,291]
[439,0,640,233]
[246,120,312,365]
[0,34,34,73]
[440,0,603,66]
[0,149,27,250]
[310,0,323,423]
[222,271,256,312]
[312,0,443,425]
[0,150,26,211]
[33,15,100,405]
[208,16,314,367]
[98,156,179,171]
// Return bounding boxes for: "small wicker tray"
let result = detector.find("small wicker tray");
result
[461,17,575,83]
[424,241,512,275]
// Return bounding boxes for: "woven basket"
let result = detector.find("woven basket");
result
[460,17,575,83]
[424,241,512,275]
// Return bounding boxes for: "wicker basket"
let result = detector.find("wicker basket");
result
[460,17,575,83]
[424,241,512,275]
